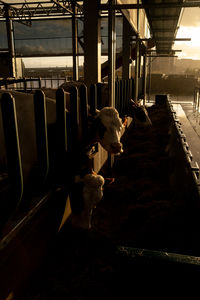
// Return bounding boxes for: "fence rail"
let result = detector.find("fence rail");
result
[194,87,200,114]
[0,77,68,92]
[0,79,136,233]
[0,77,140,117]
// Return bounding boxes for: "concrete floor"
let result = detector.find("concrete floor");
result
[171,95,200,171]
[148,95,200,177]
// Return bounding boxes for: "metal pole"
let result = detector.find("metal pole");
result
[108,0,116,107]
[72,0,78,81]
[83,0,101,87]
[122,16,131,80]
[5,4,15,77]
[148,55,152,102]
[143,53,147,105]
[134,0,139,101]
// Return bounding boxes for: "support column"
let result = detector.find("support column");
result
[84,0,101,87]
[122,16,131,80]
[148,55,152,102]
[72,1,78,81]
[134,0,140,101]
[142,53,147,105]
[5,4,15,77]
[108,0,116,107]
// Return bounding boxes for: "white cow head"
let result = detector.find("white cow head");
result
[83,173,104,210]
[94,107,124,155]
[72,173,105,229]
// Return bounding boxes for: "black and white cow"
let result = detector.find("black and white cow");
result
[41,85,124,156]
[89,106,124,155]
[129,99,152,127]
[70,172,105,229]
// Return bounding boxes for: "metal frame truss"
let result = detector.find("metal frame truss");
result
[0,1,83,25]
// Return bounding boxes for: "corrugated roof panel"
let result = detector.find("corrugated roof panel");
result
[143,0,183,54]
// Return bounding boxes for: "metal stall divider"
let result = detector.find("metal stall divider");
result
[90,83,97,116]
[119,79,124,117]
[79,84,88,144]
[34,90,49,187]
[68,85,81,214]
[96,83,103,110]
[55,88,68,184]
[0,92,24,223]
[115,79,120,114]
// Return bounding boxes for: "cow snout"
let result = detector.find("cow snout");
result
[110,142,123,154]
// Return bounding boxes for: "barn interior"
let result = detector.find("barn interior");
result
[1,1,200,299]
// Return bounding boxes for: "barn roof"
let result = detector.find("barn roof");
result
[0,0,197,55]
[143,0,184,56]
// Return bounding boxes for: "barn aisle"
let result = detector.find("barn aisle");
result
[92,101,198,254]
[22,101,200,300]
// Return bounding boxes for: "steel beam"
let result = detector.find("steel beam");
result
[147,55,178,57]
[122,16,131,80]
[140,38,191,42]
[72,0,78,81]
[51,0,73,14]
[83,0,101,87]
[142,53,147,105]
[5,4,15,76]
[0,1,83,20]
[108,0,116,107]
[134,0,140,102]
[148,50,182,52]
[100,2,200,10]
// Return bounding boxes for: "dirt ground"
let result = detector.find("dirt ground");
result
[22,103,200,299]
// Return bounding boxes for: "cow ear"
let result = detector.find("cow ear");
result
[122,117,128,127]
[131,100,138,109]
[95,109,100,115]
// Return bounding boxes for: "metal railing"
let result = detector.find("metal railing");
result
[193,87,200,114]
[0,77,68,92]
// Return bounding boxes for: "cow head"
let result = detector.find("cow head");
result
[94,107,124,155]
[130,99,152,127]
[71,172,105,229]
[83,173,104,210]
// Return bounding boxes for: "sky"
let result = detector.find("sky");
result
[21,7,200,68]
[174,8,200,60]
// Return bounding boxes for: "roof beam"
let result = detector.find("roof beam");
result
[148,50,182,52]
[140,38,191,42]
[155,38,191,42]
[152,28,176,32]
[51,0,73,14]
[150,15,180,20]
[0,1,84,20]
[100,1,200,10]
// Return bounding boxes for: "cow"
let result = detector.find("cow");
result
[70,172,105,229]
[40,85,124,156]
[88,106,124,155]
[129,99,152,127]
